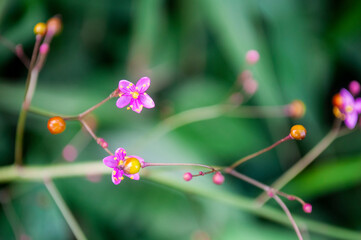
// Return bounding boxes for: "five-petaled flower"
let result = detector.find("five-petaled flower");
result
[103,148,145,185]
[116,77,155,113]
[337,88,361,129]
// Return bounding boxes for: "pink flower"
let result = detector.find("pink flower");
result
[339,88,361,129]
[103,148,145,185]
[116,77,155,113]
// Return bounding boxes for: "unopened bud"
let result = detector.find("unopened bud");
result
[97,138,108,148]
[183,172,192,181]
[212,172,225,185]
[303,203,312,213]
[245,50,260,65]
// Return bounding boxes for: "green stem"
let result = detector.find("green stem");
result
[14,36,43,166]
[0,163,360,239]
[44,179,87,240]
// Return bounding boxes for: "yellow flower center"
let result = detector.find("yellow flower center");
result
[123,157,141,174]
[345,105,353,113]
[132,92,139,99]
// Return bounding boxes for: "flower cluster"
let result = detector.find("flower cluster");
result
[103,148,145,184]
[332,81,361,129]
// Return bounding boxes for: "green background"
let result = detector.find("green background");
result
[1,0,361,239]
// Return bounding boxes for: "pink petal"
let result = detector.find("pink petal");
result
[124,173,140,181]
[340,88,354,107]
[139,93,155,108]
[103,156,118,168]
[112,169,123,185]
[116,95,132,108]
[115,148,126,160]
[135,77,151,93]
[344,111,358,129]
[130,99,143,113]
[355,98,361,113]
[119,80,135,93]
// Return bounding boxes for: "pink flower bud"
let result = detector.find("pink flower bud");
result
[39,43,49,55]
[199,171,205,176]
[245,50,260,65]
[97,138,108,148]
[267,190,274,197]
[183,172,192,181]
[212,172,225,185]
[62,144,78,162]
[243,78,258,95]
[349,81,360,96]
[303,203,312,213]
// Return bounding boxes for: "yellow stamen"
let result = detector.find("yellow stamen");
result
[118,160,124,166]
[127,107,130,110]
[121,176,124,180]
[130,176,134,179]
[132,92,139,99]
[112,170,116,175]
[346,105,353,113]
[118,93,123,97]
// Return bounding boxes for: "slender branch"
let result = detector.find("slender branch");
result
[225,105,288,118]
[0,163,360,239]
[228,135,292,170]
[77,90,118,119]
[144,162,216,171]
[273,195,303,240]
[0,191,27,239]
[256,120,342,206]
[226,169,303,239]
[0,34,30,68]
[44,178,87,240]
[79,119,113,155]
[14,36,43,166]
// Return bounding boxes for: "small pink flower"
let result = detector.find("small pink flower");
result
[103,148,144,185]
[116,77,155,113]
[339,88,361,129]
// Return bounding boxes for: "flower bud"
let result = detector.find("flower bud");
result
[286,100,306,118]
[33,22,47,36]
[212,172,225,185]
[39,43,49,55]
[245,50,260,64]
[47,16,62,35]
[97,138,108,148]
[290,125,306,140]
[349,81,360,96]
[332,93,343,108]
[47,116,66,134]
[183,172,192,181]
[303,203,312,213]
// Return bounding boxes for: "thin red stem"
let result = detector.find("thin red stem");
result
[228,135,292,170]
[0,34,30,68]
[144,162,216,172]
[79,119,113,155]
[273,195,303,240]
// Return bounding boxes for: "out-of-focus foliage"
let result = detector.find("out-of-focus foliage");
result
[1,0,361,239]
